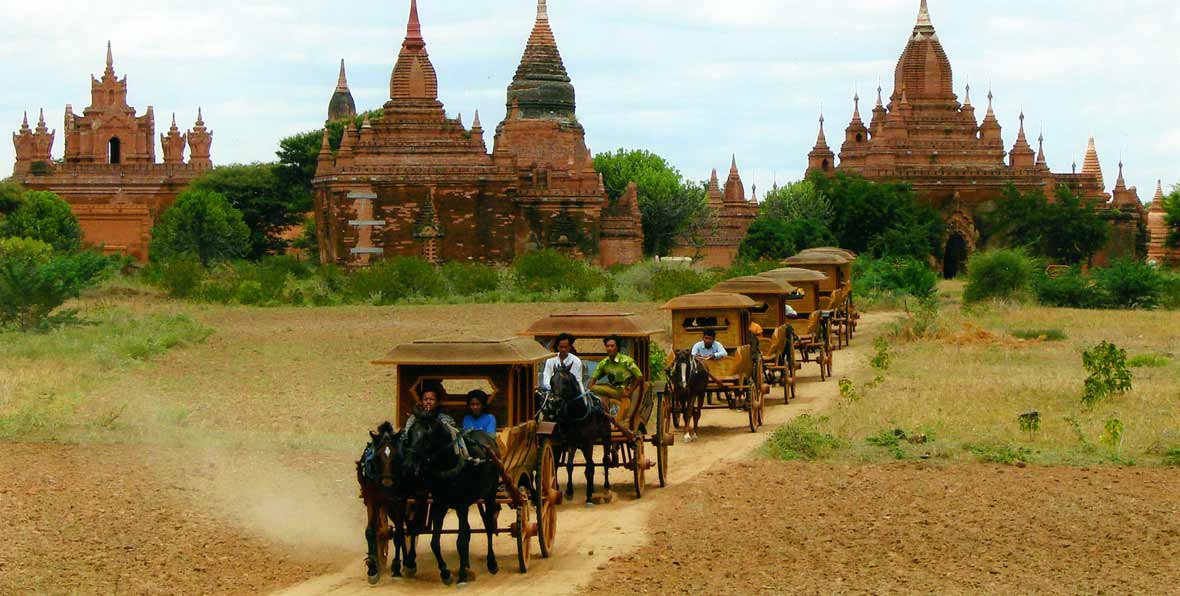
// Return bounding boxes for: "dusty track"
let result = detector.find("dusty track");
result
[270,315,888,596]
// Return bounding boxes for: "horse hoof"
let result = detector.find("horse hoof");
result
[441,570,453,586]
[367,574,379,585]
[584,501,596,507]
[488,560,499,575]
[404,565,417,578]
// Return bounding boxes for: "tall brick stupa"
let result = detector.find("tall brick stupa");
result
[11,43,212,261]
[806,0,1143,274]
[313,0,643,267]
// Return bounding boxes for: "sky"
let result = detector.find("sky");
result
[1,0,1177,201]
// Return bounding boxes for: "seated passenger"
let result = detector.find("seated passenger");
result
[461,389,497,435]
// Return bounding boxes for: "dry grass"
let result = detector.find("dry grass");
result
[821,283,1180,466]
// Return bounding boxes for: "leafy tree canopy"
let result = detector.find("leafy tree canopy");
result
[149,188,251,266]
[739,217,836,262]
[987,184,1110,265]
[594,149,707,257]
[188,164,305,259]
[1163,187,1180,250]
[0,180,24,216]
[0,236,112,331]
[274,110,383,203]
[808,172,942,260]
[0,190,82,252]
[760,179,833,225]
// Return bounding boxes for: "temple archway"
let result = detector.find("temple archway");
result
[943,233,969,279]
[108,137,121,164]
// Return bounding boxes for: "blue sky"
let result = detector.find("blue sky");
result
[2,0,1176,200]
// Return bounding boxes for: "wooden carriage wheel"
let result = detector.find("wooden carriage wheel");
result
[632,438,647,499]
[744,374,758,433]
[515,480,532,574]
[535,441,558,559]
[753,361,765,428]
[655,391,670,488]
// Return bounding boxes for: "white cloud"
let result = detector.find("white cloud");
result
[1,0,1176,197]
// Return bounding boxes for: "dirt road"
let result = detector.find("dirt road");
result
[270,315,886,596]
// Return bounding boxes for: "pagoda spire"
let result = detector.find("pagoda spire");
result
[964,80,972,106]
[1081,137,1105,189]
[1155,180,1165,202]
[1036,130,1047,168]
[986,89,995,117]
[389,0,440,103]
[724,155,746,204]
[19,111,30,133]
[506,0,575,121]
[1008,111,1035,167]
[875,83,884,108]
[815,113,829,149]
[915,0,934,33]
[852,92,862,122]
[105,41,115,78]
[1114,161,1127,192]
[472,109,482,132]
[35,109,48,134]
[336,59,350,92]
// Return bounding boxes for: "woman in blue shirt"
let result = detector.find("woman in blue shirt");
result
[461,390,497,435]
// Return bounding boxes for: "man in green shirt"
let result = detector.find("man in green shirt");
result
[588,334,645,419]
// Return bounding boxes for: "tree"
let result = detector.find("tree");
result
[274,110,384,203]
[594,149,707,256]
[739,217,837,262]
[809,172,942,259]
[0,190,82,252]
[988,184,1110,265]
[760,179,833,225]
[188,164,305,258]
[0,180,24,216]
[0,237,111,331]
[149,188,251,266]
[1164,187,1180,249]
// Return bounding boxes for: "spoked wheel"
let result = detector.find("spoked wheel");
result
[631,438,647,498]
[535,441,558,559]
[515,482,532,574]
[744,377,758,433]
[655,392,670,488]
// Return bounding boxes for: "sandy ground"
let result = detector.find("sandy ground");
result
[580,462,1180,596]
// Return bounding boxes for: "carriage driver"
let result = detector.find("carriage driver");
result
[587,335,644,419]
[541,333,586,394]
[691,329,728,362]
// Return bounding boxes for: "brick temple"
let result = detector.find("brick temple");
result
[11,43,212,261]
[312,0,643,268]
[671,157,758,267]
[807,0,1143,275]
[1146,181,1179,267]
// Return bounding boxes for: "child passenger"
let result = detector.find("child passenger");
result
[461,389,497,435]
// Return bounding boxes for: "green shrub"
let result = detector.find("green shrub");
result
[723,260,782,279]
[1011,328,1067,341]
[1093,259,1163,309]
[235,280,265,305]
[854,256,937,301]
[649,267,716,302]
[1160,271,1180,310]
[150,188,251,266]
[963,249,1037,303]
[1034,267,1104,308]
[764,415,843,461]
[0,191,82,252]
[442,262,501,296]
[1081,341,1133,409]
[512,250,598,295]
[966,443,1032,465]
[150,259,207,298]
[0,237,111,331]
[347,256,444,304]
[1128,354,1170,368]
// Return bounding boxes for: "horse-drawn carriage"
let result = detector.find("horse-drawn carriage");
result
[521,312,669,495]
[759,267,835,381]
[789,250,859,345]
[366,338,560,582]
[661,292,767,434]
[711,276,802,401]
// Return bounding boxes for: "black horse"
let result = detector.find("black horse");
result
[356,422,421,583]
[542,364,613,505]
[668,349,709,442]
[401,408,502,585]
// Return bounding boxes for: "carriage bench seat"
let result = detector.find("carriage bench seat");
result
[497,421,539,482]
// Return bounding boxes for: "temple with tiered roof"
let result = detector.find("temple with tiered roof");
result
[11,43,212,261]
[312,0,642,267]
[807,0,1143,274]
[671,156,759,266]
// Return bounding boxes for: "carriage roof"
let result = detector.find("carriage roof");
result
[373,337,553,366]
[519,311,662,339]
[660,291,758,311]
[711,276,798,296]
[800,247,858,259]
[783,252,852,265]
[759,267,830,283]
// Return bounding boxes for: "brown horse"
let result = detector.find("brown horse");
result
[542,364,613,505]
[668,349,708,442]
[356,422,421,584]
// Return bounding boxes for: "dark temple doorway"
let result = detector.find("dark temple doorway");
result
[943,234,969,279]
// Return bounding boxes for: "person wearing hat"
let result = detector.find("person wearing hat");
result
[462,389,497,435]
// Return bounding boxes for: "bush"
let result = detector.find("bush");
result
[1160,271,1180,310]
[963,249,1037,303]
[0,237,111,331]
[765,415,843,461]
[1011,328,1067,341]
[649,267,716,302]
[347,256,444,304]
[1081,341,1133,409]
[442,262,501,296]
[150,188,251,266]
[0,191,82,252]
[1034,267,1103,308]
[235,280,265,305]
[512,250,598,295]
[1093,260,1163,309]
[853,257,937,301]
[149,259,207,298]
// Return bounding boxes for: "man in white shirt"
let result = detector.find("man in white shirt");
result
[541,333,586,394]
[691,330,728,362]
